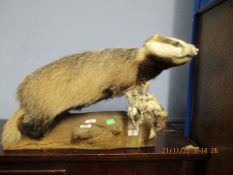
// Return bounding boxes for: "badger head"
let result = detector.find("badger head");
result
[143,34,199,66]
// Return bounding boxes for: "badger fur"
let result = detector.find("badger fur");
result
[2,34,198,146]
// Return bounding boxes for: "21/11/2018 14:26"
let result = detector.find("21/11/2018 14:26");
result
[161,147,219,154]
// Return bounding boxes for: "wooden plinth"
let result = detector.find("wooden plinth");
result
[0,120,206,175]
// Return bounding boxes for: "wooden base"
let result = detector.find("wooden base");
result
[3,111,156,150]
[0,123,206,175]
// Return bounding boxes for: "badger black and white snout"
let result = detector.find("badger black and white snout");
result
[144,34,199,65]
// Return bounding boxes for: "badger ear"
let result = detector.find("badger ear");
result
[144,34,183,47]
[143,35,157,44]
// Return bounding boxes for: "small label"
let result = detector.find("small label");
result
[128,130,139,136]
[80,124,92,128]
[85,119,96,124]
[106,118,115,125]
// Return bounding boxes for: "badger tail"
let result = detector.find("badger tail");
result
[1,108,25,147]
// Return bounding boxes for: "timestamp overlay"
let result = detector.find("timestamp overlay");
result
[161,147,219,154]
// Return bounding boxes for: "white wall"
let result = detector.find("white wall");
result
[0,0,194,121]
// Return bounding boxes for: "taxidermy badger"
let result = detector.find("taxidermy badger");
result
[2,34,198,146]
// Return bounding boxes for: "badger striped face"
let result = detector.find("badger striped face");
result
[143,35,199,65]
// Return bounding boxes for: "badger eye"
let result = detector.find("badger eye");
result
[174,41,180,47]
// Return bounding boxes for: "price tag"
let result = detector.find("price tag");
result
[85,119,96,124]
[80,124,92,128]
[128,129,139,136]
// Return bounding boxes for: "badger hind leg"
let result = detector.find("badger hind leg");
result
[19,114,53,139]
